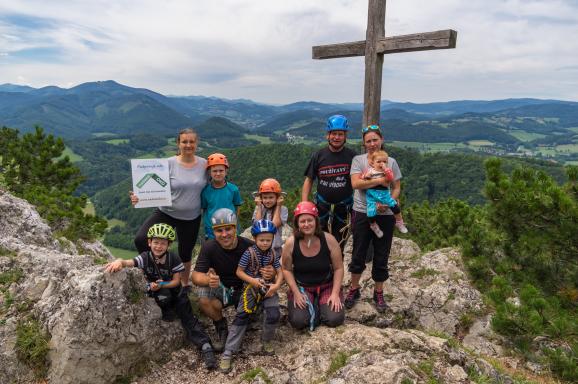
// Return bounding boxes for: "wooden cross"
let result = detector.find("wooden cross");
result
[313,0,457,128]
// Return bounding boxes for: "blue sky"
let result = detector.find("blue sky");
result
[1,0,577,104]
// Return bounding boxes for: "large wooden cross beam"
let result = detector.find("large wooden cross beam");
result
[313,0,457,128]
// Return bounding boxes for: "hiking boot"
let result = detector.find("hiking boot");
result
[200,346,217,370]
[161,308,177,322]
[395,220,408,234]
[373,289,388,313]
[262,341,275,356]
[212,323,228,353]
[369,221,383,238]
[219,356,232,374]
[344,287,360,310]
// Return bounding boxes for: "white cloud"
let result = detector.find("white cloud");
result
[0,0,577,103]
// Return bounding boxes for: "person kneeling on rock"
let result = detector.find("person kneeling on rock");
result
[191,209,277,354]
[104,223,217,370]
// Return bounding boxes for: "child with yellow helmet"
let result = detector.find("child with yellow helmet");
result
[105,223,217,370]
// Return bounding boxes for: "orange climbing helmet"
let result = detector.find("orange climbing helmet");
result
[206,153,229,169]
[258,178,282,194]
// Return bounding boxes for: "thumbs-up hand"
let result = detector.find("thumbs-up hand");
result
[207,268,220,288]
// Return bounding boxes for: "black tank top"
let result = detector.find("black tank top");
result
[292,233,333,286]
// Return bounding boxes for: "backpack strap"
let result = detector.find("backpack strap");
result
[248,246,260,277]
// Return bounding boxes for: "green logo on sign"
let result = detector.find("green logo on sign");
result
[136,173,167,188]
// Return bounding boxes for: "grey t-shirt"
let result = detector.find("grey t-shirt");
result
[350,153,402,215]
[159,156,207,220]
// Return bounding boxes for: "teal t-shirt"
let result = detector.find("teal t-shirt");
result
[201,182,243,239]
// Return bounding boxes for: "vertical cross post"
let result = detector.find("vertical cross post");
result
[313,0,457,130]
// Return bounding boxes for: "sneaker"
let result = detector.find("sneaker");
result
[262,341,275,356]
[395,220,408,234]
[369,221,384,238]
[373,289,388,313]
[201,347,217,370]
[344,287,361,310]
[219,356,232,374]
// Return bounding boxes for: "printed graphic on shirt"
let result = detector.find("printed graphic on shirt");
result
[318,163,350,190]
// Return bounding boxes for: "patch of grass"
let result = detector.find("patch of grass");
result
[412,358,441,384]
[15,317,49,378]
[401,379,415,384]
[93,256,108,265]
[126,273,145,304]
[411,268,440,279]
[3,291,14,310]
[16,298,33,313]
[327,350,349,376]
[0,247,16,258]
[241,367,272,384]
[128,287,144,304]
[0,268,23,286]
[459,312,475,331]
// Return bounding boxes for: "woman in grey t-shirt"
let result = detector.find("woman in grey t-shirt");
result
[131,128,207,289]
[344,125,402,313]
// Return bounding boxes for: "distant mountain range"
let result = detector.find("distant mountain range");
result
[1,80,578,145]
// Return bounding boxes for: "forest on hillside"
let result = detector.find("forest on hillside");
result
[62,134,569,252]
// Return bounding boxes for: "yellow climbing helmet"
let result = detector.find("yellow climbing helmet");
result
[147,223,176,241]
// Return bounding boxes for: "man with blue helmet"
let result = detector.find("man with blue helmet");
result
[302,114,357,251]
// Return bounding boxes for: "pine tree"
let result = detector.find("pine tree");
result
[0,126,106,240]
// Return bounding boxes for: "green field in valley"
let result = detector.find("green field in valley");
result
[244,134,272,144]
[105,139,129,145]
[509,130,546,141]
[107,246,136,260]
[62,146,84,162]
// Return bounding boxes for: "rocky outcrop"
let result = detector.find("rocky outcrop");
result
[344,240,486,340]
[0,191,186,384]
[1,190,514,384]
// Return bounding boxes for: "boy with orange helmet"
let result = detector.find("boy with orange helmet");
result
[201,153,242,239]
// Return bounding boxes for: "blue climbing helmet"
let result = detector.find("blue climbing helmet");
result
[251,219,277,236]
[326,114,349,132]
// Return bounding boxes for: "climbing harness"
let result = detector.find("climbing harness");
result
[314,193,353,247]
[241,246,277,314]
[241,283,263,314]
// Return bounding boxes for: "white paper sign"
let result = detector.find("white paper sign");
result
[131,158,172,208]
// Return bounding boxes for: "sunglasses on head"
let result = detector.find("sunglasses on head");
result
[362,125,381,134]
